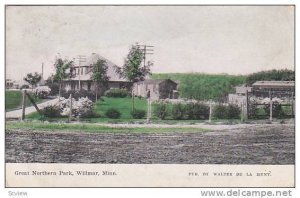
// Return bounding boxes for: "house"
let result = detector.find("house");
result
[63,53,131,94]
[229,81,295,106]
[252,81,294,92]
[252,81,295,98]
[6,79,19,89]
[133,79,178,100]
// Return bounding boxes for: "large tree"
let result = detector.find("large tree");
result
[53,58,74,97]
[116,44,152,111]
[91,59,110,102]
[24,72,42,90]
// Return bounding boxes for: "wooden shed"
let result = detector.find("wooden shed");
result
[133,79,178,100]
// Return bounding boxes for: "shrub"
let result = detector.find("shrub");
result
[153,102,168,120]
[35,86,51,99]
[213,104,228,119]
[185,102,209,120]
[105,108,121,119]
[131,109,146,119]
[227,104,241,119]
[20,84,30,90]
[41,105,61,118]
[213,104,241,119]
[171,103,185,120]
[264,103,285,118]
[46,83,60,96]
[248,103,260,119]
[274,104,285,118]
[81,112,101,118]
[105,88,129,98]
[59,97,94,118]
[62,90,97,102]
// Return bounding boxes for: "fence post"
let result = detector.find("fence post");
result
[269,91,272,122]
[69,94,72,122]
[291,92,294,117]
[147,97,151,123]
[245,90,248,120]
[241,101,244,122]
[21,90,27,121]
[209,100,212,123]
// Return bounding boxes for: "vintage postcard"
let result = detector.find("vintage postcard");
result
[5,5,295,187]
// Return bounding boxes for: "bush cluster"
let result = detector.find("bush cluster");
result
[213,104,240,119]
[263,103,285,118]
[171,103,185,120]
[41,97,95,119]
[47,83,60,96]
[41,105,61,118]
[105,108,121,119]
[131,109,146,119]
[35,86,51,99]
[104,88,129,98]
[153,102,168,120]
[185,103,209,120]
[62,90,98,102]
[59,97,95,118]
[154,102,210,120]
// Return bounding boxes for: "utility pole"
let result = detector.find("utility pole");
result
[41,62,44,80]
[136,44,154,67]
[69,94,73,122]
[77,55,86,90]
[245,90,249,120]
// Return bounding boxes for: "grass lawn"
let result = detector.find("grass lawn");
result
[6,121,210,133]
[26,96,148,121]
[95,96,147,119]
[5,90,47,111]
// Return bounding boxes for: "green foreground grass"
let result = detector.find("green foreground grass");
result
[6,121,210,133]
[6,90,47,111]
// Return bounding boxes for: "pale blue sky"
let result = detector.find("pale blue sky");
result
[6,6,294,81]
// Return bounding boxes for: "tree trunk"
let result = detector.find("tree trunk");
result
[59,81,62,98]
[132,89,135,113]
[95,84,98,103]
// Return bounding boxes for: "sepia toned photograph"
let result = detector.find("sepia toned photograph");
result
[5,5,295,187]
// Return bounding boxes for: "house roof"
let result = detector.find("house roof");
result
[252,81,295,87]
[136,79,177,85]
[70,53,127,82]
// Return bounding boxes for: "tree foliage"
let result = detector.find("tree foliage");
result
[53,58,74,82]
[115,44,153,111]
[246,69,295,85]
[24,72,42,89]
[91,59,110,86]
[53,58,74,96]
[116,44,152,83]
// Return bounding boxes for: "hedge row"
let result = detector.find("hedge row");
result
[153,102,241,120]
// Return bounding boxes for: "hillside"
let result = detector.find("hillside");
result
[151,73,246,101]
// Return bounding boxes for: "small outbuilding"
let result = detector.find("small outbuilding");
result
[133,79,178,100]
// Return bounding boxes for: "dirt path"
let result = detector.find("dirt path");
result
[5,98,59,119]
[5,123,294,164]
